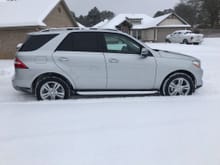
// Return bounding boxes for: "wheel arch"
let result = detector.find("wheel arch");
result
[32,72,75,94]
[182,38,189,44]
[160,70,196,91]
[165,38,171,43]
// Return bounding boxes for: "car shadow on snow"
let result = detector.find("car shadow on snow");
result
[1,91,160,103]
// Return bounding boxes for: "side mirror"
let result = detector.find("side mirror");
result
[16,43,23,50]
[141,48,150,58]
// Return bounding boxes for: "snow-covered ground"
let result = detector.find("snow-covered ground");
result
[0,38,220,165]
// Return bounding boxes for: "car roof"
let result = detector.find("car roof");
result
[27,27,147,49]
[29,27,123,35]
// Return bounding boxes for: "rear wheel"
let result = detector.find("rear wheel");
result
[182,39,188,44]
[35,77,71,100]
[161,73,194,96]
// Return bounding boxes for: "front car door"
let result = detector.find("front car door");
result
[170,32,178,43]
[103,32,156,90]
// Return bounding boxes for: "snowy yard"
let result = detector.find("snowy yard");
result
[0,38,220,165]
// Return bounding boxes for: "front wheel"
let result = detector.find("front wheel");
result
[35,77,71,100]
[165,39,171,43]
[161,73,195,96]
[182,39,188,44]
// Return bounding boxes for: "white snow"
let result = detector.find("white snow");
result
[76,22,86,28]
[92,19,109,28]
[94,13,190,30]
[0,0,60,27]
[96,14,154,29]
[0,38,220,165]
[144,13,190,29]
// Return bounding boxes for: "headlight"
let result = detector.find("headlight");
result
[192,60,201,68]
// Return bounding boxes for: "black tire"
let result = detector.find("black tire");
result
[182,39,188,44]
[161,73,195,96]
[165,39,171,43]
[35,76,71,100]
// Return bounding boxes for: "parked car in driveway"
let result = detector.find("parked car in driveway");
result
[166,30,204,44]
[12,28,203,100]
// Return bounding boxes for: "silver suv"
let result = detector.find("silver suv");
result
[12,28,203,100]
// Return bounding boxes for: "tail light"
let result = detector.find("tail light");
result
[14,57,28,69]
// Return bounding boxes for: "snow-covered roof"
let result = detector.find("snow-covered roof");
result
[141,13,190,29]
[0,0,62,28]
[94,13,190,30]
[92,19,109,28]
[99,14,154,29]
[77,22,86,28]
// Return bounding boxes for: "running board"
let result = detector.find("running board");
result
[77,91,159,96]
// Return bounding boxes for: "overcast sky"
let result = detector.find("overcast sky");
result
[65,0,180,17]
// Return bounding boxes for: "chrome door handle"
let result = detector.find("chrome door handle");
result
[58,57,69,62]
[109,58,119,63]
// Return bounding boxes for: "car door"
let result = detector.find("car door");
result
[53,32,106,89]
[176,32,184,43]
[103,33,156,90]
[171,32,178,43]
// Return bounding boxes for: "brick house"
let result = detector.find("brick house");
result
[0,0,77,59]
[134,13,191,42]
[94,13,191,42]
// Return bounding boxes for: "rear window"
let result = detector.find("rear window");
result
[19,34,58,51]
[56,32,102,52]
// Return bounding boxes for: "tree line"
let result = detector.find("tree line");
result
[72,7,115,27]
[154,0,220,28]
[73,0,220,28]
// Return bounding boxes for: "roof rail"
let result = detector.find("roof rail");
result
[40,27,119,33]
[88,28,118,32]
[40,27,86,32]
[102,28,119,32]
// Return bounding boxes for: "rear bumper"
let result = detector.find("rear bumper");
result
[189,38,203,44]
[12,71,33,93]
[13,85,32,93]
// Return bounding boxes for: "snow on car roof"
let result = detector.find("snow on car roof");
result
[0,0,60,28]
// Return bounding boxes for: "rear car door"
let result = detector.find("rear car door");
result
[102,33,156,90]
[53,32,106,89]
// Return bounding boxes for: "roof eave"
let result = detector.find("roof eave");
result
[0,25,46,30]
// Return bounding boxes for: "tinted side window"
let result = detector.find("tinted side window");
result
[104,33,141,54]
[56,32,101,52]
[19,34,57,51]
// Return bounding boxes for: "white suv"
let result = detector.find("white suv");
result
[166,30,204,44]
[12,28,203,100]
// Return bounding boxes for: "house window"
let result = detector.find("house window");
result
[168,14,175,19]
[132,30,141,40]
[126,18,142,25]
[58,7,62,13]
